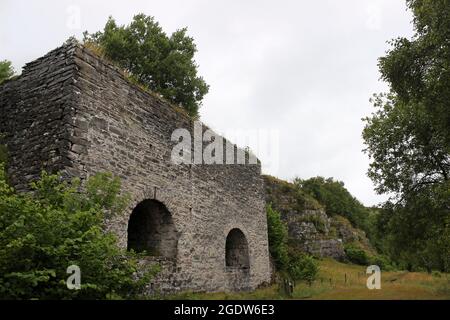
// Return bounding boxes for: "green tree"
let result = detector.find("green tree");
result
[0,165,158,299]
[83,14,209,117]
[362,0,450,271]
[0,60,14,84]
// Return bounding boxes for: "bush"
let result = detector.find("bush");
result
[266,204,289,270]
[432,271,442,278]
[267,205,319,282]
[344,244,369,265]
[369,254,395,271]
[0,164,159,299]
[287,250,319,282]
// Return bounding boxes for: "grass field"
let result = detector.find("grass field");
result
[169,259,450,300]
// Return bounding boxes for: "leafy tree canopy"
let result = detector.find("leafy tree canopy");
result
[362,0,450,272]
[83,14,209,117]
[363,0,449,198]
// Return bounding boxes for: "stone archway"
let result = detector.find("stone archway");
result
[225,228,250,269]
[127,199,178,258]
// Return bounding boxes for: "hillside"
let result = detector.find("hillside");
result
[263,175,375,261]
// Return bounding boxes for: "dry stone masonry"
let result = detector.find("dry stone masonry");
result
[0,41,271,294]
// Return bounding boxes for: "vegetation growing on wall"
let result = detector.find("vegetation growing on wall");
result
[83,14,209,117]
[0,60,14,84]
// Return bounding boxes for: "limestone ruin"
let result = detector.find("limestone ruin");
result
[0,41,271,293]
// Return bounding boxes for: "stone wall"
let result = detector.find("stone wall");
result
[0,41,271,294]
[0,44,78,191]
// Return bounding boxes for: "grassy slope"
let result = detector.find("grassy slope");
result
[168,259,450,300]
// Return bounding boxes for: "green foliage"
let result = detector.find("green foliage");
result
[344,240,395,271]
[372,184,450,272]
[369,254,395,271]
[362,94,448,196]
[294,177,370,230]
[266,205,318,282]
[287,250,319,282]
[0,164,158,299]
[83,14,209,117]
[0,60,14,84]
[344,244,369,265]
[266,204,289,270]
[362,0,450,272]
[264,175,322,212]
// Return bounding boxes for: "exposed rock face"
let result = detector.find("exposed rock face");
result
[331,215,373,252]
[0,41,271,294]
[284,209,346,261]
[264,176,346,260]
[303,239,345,260]
[283,209,331,242]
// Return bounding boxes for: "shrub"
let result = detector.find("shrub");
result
[266,204,289,270]
[287,250,319,282]
[0,164,159,299]
[344,244,369,265]
[369,254,395,271]
[267,205,319,282]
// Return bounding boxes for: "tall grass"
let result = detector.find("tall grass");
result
[166,259,450,300]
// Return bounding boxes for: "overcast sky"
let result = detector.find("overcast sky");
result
[0,0,414,206]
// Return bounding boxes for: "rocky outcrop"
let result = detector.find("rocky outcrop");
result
[283,208,346,260]
[331,215,375,254]
[264,175,373,261]
[303,239,345,260]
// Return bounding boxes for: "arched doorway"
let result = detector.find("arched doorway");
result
[127,199,178,258]
[225,228,250,269]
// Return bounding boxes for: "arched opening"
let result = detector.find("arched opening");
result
[127,199,178,258]
[225,228,250,269]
